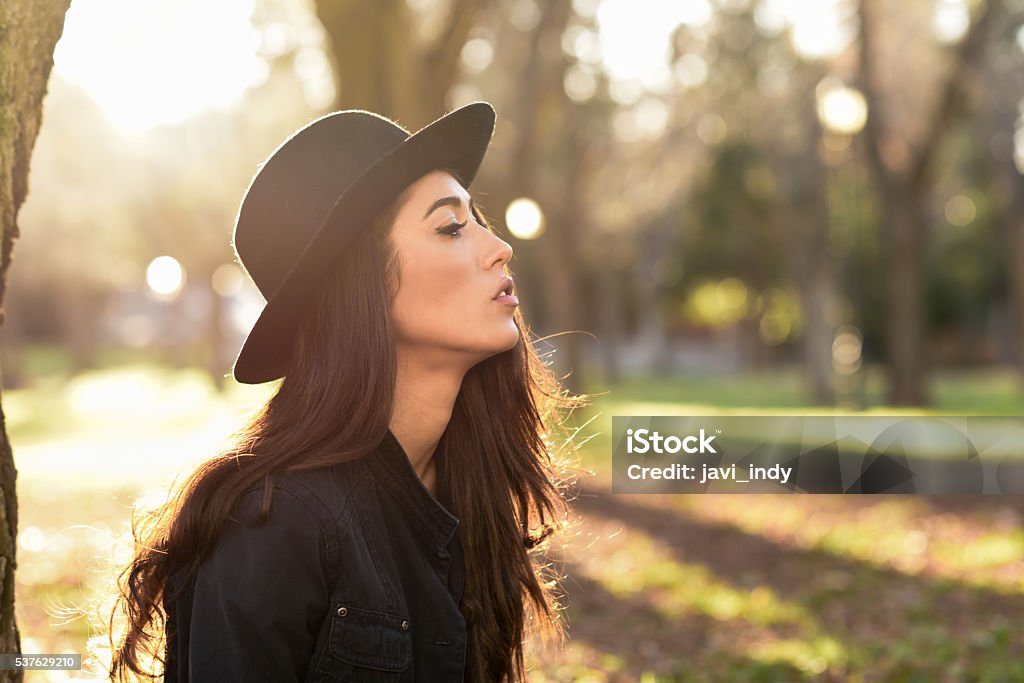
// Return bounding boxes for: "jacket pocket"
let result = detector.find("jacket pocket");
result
[315,603,412,682]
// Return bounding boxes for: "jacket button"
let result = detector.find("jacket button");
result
[337,607,348,617]
[401,620,409,631]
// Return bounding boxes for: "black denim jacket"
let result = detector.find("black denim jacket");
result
[163,430,470,682]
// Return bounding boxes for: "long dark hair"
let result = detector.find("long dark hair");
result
[108,178,588,682]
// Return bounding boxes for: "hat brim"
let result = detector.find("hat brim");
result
[232,101,496,384]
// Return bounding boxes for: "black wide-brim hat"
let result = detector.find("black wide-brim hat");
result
[230,101,496,384]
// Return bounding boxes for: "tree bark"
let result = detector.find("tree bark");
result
[0,1,72,678]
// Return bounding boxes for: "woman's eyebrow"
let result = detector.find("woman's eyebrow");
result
[423,195,475,220]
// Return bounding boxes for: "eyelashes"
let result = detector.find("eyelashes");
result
[436,219,468,238]
[436,204,493,239]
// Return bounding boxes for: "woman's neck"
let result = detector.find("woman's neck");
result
[389,354,465,496]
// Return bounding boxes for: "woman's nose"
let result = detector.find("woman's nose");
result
[485,230,514,269]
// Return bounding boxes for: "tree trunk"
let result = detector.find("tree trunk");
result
[998,157,1024,384]
[313,0,484,128]
[856,0,997,405]
[1008,202,1024,383]
[0,1,73,678]
[539,119,585,392]
[496,0,583,390]
[977,31,1024,387]
[801,83,836,405]
[881,185,929,405]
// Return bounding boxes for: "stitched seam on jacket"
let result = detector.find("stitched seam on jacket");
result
[276,473,364,590]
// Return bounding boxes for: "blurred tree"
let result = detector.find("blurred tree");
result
[495,0,587,391]
[978,11,1024,383]
[312,0,488,127]
[856,0,1000,405]
[0,0,71,675]
[662,6,835,400]
[11,80,147,376]
[921,93,1006,366]
[789,66,836,405]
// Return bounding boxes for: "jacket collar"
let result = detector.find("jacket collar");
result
[368,428,460,551]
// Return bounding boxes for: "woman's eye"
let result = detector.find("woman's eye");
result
[438,220,467,238]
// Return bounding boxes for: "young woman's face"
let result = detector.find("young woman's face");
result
[388,170,519,365]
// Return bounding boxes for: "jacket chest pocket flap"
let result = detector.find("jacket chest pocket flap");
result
[317,603,412,681]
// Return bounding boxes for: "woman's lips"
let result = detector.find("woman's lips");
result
[493,294,519,306]
[493,276,515,299]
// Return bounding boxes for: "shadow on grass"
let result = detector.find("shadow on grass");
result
[554,486,1024,681]
[554,557,820,683]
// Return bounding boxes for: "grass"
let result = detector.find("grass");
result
[6,357,1024,680]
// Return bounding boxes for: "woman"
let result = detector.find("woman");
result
[108,101,586,682]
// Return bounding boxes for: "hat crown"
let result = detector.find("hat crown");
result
[233,111,410,300]
[229,101,495,384]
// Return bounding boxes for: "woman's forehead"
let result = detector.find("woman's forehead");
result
[407,170,468,204]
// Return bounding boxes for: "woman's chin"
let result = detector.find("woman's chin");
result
[500,325,521,351]
[473,328,520,360]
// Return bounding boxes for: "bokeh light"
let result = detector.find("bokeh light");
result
[460,37,494,73]
[944,194,977,227]
[786,0,855,59]
[759,288,803,345]
[833,325,863,375]
[613,98,670,142]
[933,0,969,44]
[685,278,750,327]
[696,113,728,144]
[563,26,603,65]
[146,256,186,300]
[211,263,245,297]
[505,198,545,240]
[508,0,542,31]
[674,54,709,90]
[816,78,868,135]
[564,64,599,103]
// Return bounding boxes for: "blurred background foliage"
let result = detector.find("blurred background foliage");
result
[9,0,1024,680]
[11,0,1024,409]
